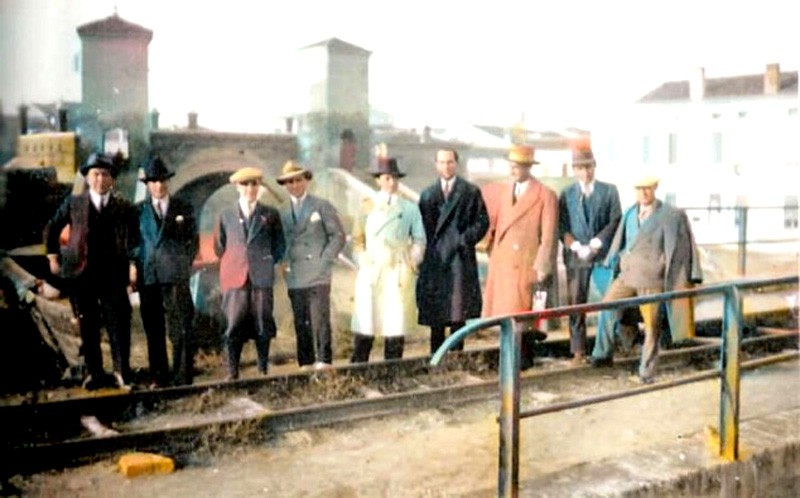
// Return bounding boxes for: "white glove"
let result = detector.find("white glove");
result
[569,241,582,252]
[589,238,603,250]
[577,245,592,261]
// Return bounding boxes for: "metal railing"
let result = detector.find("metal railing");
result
[430,275,799,498]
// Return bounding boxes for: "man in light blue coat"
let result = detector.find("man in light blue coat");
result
[277,161,345,369]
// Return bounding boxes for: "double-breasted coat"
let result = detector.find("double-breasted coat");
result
[351,195,426,337]
[481,179,559,317]
[416,176,489,326]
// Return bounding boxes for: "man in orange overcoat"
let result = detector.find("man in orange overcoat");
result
[482,145,558,365]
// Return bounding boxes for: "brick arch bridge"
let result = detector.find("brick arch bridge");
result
[147,130,297,214]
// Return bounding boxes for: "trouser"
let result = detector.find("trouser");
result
[429,321,466,355]
[565,264,593,355]
[222,286,275,379]
[288,284,333,366]
[592,279,660,380]
[140,281,195,385]
[350,334,405,363]
[72,279,131,381]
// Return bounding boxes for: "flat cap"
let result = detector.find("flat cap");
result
[229,167,263,184]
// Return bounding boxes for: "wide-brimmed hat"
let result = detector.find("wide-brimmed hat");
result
[370,157,406,178]
[634,175,660,188]
[571,142,596,167]
[79,152,120,177]
[276,160,313,185]
[140,156,175,182]
[507,144,539,166]
[229,166,264,184]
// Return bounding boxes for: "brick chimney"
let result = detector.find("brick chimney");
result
[188,111,198,130]
[150,109,160,130]
[689,67,706,101]
[764,63,780,95]
[18,104,28,134]
[58,108,68,132]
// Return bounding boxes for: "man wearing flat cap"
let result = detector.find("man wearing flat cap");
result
[350,157,426,362]
[277,160,345,370]
[136,156,198,386]
[481,144,558,367]
[45,152,140,390]
[558,141,621,364]
[215,166,285,380]
[591,174,702,384]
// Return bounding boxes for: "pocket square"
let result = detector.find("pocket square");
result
[309,211,321,222]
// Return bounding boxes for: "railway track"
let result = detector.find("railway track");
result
[2,322,796,476]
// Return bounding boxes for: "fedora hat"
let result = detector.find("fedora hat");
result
[229,166,264,184]
[140,156,175,182]
[79,152,120,177]
[507,144,539,166]
[276,160,313,185]
[634,175,659,188]
[370,157,406,178]
[571,139,596,167]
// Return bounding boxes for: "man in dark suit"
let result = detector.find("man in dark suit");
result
[136,157,199,386]
[277,161,345,370]
[558,143,621,364]
[45,153,139,390]
[215,166,285,380]
[417,149,489,354]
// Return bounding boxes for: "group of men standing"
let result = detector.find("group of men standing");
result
[45,138,700,390]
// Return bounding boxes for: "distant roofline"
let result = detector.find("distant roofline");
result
[77,13,153,41]
[299,37,371,55]
[638,68,798,103]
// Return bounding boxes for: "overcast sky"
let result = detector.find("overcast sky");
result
[1,0,797,132]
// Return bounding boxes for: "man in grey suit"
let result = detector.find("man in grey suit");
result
[591,175,702,383]
[215,167,285,380]
[277,161,345,369]
[558,144,621,364]
[136,156,199,386]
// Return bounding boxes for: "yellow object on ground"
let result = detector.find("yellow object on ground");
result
[118,452,175,478]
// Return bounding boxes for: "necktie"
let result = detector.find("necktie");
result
[155,201,163,219]
[292,200,299,223]
[580,191,590,222]
[512,184,518,205]
[443,181,450,200]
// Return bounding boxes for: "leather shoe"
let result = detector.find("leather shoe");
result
[590,356,614,368]
[113,372,130,390]
[81,374,101,391]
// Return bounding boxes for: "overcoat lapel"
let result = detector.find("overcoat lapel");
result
[246,204,265,244]
[435,178,462,235]
[496,180,542,240]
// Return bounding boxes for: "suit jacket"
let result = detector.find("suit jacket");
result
[558,180,621,268]
[279,194,346,289]
[416,176,489,326]
[481,179,558,317]
[604,200,703,341]
[137,196,199,285]
[45,191,139,286]
[214,202,285,293]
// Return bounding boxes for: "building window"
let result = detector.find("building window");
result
[668,133,678,164]
[785,196,799,229]
[712,132,723,163]
[642,135,650,163]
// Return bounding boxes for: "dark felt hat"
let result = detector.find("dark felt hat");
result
[140,156,175,182]
[370,157,406,178]
[79,153,119,177]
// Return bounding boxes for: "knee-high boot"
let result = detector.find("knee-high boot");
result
[350,333,374,363]
[384,336,405,360]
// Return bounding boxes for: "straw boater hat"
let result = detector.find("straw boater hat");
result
[276,160,313,185]
[140,156,175,182]
[79,152,120,177]
[506,144,539,166]
[229,166,263,184]
[634,175,659,188]
[370,157,406,178]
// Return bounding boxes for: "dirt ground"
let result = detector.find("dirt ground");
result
[12,359,800,497]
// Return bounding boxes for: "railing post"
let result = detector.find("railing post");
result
[719,285,743,460]
[737,206,748,276]
[498,318,521,498]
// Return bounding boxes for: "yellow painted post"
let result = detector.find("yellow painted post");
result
[719,286,743,460]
